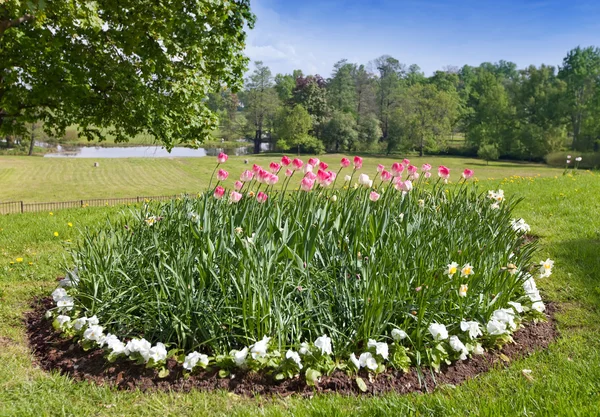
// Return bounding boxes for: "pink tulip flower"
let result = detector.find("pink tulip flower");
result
[308,157,320,167]
[305,171,317,181]
[240,170,254,182]
[407,165,418,175]
[438,165,451,179]
[369,191,380,201]
[292,158,303,170]
[234,180,243,191]
[252,164,261,172]
[391,162,404,176]
[353,156,363,169]
[424,171,432,179]
[340,157,350,168]
[230,191,242,203]
[402,158,410,166]
[281,155,291,166]
[217,169,229,181]
[303,163,313,174]
[300,177,315,191]
[319,161,329,170]
[256,191,268,203]
[214,186,225,199]
[381,170,393,182]
[462,169,474,180]
[269,162,280,173]
[266,173,279,185]
[422,163,432,172]
[217,152,228,164]
[285,168,294,177]
[377,164,385,173]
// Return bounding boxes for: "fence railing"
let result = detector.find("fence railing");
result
[0,194,185,215]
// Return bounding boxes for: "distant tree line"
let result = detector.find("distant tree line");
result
[211,46,600,159]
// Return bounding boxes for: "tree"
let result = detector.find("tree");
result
[274,105,313,154]
[478,143,500,165]
[558,46,600,150]
[372,55,404,141]
[0,0,254,149]
[356,114,382,150]
[327,60,357,114]
[354,65,377,121]
[245,61,280,153]
[292,75,330,138]
[274,73,297,103]
[322,111,358,152]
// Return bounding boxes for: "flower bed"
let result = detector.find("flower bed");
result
[44,155,552,389]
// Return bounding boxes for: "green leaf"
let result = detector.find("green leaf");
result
[218,369,230,378]
[158,367,169,378]
[305,368,321,387]
[356,376,368,392]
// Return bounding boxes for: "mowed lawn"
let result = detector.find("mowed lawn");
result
[0,160,599,416]
[0,154,565,202]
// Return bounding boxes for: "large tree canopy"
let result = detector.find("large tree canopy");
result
[0,0,254,149]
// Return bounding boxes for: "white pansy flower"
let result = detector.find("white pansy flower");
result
[449,336,468,360]
[233,347,248,366]
[314,335,333,355]
[148,342,168,362]
[349,353,360,369]
[507,301,523,313]
[428,323,449,341]
[250,336,271,359]
[358,352,378,370]
[56,296,74,312]
[72,317,88,331]
[52,288,68,302]
[486,319,507,336]
[105,335,126,355]
[285,350,303,369]
[460,321,482,339]
[56,315,71,328]
[532,301,546,312]
[492,308,517,330]
[83,325,104,342]
[472,343,485,355]
[87,315,99,325]
[391,329,407,341]
[125,338,152,362]
[367,339,389,360]
[299,342,310,355]
[183,352,202,371]
[44,310,53,319]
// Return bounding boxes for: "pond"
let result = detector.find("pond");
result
[43,143,271,158]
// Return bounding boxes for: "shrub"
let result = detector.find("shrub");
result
[48,157,549,379]
[478,143,500,165]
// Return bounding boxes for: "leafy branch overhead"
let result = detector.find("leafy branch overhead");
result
[0,0,255,149]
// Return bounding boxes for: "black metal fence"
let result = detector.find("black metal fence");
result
[0,195,184,215]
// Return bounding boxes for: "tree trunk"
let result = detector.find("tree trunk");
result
[419,135,424,157]
[28,123,35,155]
[253,129,262,154]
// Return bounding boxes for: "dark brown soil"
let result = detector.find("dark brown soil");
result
[25,297,558,396]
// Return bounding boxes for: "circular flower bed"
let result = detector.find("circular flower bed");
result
[45,155,552,388]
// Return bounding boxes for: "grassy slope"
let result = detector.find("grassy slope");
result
[0,166,599,416]
[0,154,564,202]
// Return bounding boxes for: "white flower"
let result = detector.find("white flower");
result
[285,350,303,369]
[428,323,449,341]
[367,339,389,360]
[532,301,546,312]
[56,315,71,328]
[183,351,209,371]
[72,317,88,331]
[539,258,554,278]
[459,284,468,297]
[44,310,53,319]
[105,334,126,355]
[461,264,474,277]
[523,275,538,295]
[487,189,504,202]
[330,195,337,202]
[391,329,407,341]
[125,338,152,362]
[148,342,168,362]
[314,335,333,355]
[490,202,500,210]
[449,336,468,360]
[575,157,582,162]
[250,336,270,359]
[358,352,378,370]
[357,174,371,187]
[472,343,485,355]
[349,353,360,369]
[507,301,523,313]
[299,342,310,355]
[446,261,459,277]
[52,288,68,302]
[233,347,249,366]
[492,308,517,330]
[83,325,104,342]
[56,296,74,312]
[460,321,482,339]
[87,315,99,325]
[511,218,531,234]
[344,174,352,182]
[486,319,507,336]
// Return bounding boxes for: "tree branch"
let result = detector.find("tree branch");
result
[0,14,34,36]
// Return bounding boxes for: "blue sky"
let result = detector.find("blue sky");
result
[245,0,600,77]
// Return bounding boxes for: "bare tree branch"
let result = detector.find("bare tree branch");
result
[0,14,34,36]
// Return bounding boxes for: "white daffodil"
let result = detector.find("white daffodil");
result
[460,264,474,277]
[232,347,249,366]
[428,323,449,341]
[490,202,500,210]
[459,284,468,297]
[349,353,361,369]
[250,336,271,359]
[314,335,333,355]
[56,315,71,328]
[52,287,68,302]
[446,261,459,277]
[285,350,303,369]
[460,321,482,339]
[72,317,88,331]
[358,352,378,370]
[449,336,468,360]
[511,218,531,234]
[507,301,524,313]
[83,325,104,342]
[367,339,389,360]
[539,258,554,278]
[148,342,167,362]
[391,329,408,341]
[486,319,507,336]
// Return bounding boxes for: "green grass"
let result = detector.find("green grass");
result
[0,154,565,203]
[1,163,599,416]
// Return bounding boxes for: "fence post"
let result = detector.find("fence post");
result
[80,200,84,207]
[137,196,140,203]
[21,201,24,213]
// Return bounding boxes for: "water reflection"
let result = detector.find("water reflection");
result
[44,143,271,158]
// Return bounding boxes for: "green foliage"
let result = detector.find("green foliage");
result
[322,111,358,152]
[0,0,254,149]
[478,143,500,164]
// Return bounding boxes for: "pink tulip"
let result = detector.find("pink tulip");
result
[240,170,254,182]
[381,170,393,182]
[395,180,413,192]
[402,158,410,166]
[217,152,228,164]
[281,155,291,166]
[407,165,418,175]
[213,186,225,199]
[462,169,474,180]
[319,161,329,170]
[300,177,315,191]
[217,169,229,181]
[353,156,363,169]
[256,191,268,203]
[234,180,243,191]
[377,164,385,173]
[303,163,313,174]
[266,173,279,185]
[369,191,380,202]
[230,191,242,203]
[438,165,450,179]
[307,157,319,167]
[424,172,432,179]
[323,171,336,187]
[305,171,317,181]
[252,164,261,172]
[269,162,280,173]
[391,162,404,176]
[409,172,420,180]
[340,157,350,168]
[285,168,294,177]
[292,158,303,170]
[422,163,432,172]
[257,169,270,183]
[317,169,329,185]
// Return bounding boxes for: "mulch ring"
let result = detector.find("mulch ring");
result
[25,297,558,397]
